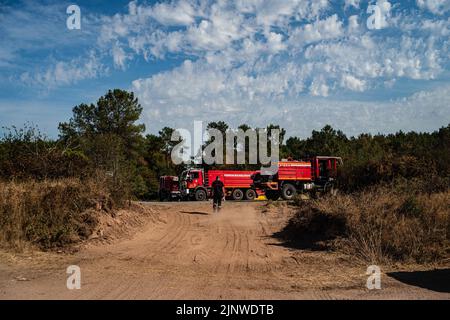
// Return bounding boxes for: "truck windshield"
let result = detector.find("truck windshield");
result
[191,172,199,179]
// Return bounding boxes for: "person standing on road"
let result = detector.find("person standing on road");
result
[211,176,225,211]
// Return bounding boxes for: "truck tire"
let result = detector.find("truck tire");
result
[281,183,297,200]
[195,189,207,201]
[265,190,280,201]
[232,189,244,201]
[159,191,168,202]
[245,189,257,201]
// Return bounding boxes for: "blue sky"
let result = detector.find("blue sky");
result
[0,0,449,138]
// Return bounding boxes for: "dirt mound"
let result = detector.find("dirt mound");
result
[86,202,162,245]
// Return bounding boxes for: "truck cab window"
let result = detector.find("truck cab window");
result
[319,161,328,178]
[191,172,199,179]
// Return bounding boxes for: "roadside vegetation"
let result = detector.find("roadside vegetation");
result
[278,184,449,264]
[0,177,112,250]
[1,88,449,259]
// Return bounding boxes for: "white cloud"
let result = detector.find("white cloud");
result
[19,52,106,88]
[266,32,286,53]
[111,44,131,70]
[341,74,366,91]
[289,14,343,46]
[348,15,360,33]
[112,44,130,70]
[150,0,195,26]
[309,77,330,97]
[417,0,450,14]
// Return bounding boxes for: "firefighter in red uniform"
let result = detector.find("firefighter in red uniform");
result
[211,176,225,211]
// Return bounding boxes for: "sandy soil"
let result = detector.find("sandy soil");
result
[0,201,449,300]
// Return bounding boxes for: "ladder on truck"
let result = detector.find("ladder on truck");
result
[203,169,208,187]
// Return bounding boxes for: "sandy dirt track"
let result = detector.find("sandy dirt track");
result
[0,201,449,300]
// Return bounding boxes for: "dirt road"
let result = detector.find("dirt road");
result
[0,201,449,299]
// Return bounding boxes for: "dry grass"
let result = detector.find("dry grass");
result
[0,177,115,250]
[282,187,450,264]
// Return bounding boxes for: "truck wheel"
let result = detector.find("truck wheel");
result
[245,189,257,201]
[265,190,280,201]
[232,189,244,201]
[281,184,297,200]
[195,189,207,201]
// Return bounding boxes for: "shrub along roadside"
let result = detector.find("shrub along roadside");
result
[0,177,117,250]
[279,186,450,264]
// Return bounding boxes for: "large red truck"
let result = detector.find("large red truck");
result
[158,176,181,201]
[252,156,343,200]
[178,168,261,201]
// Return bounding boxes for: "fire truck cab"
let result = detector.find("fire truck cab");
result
[180,169,208,201]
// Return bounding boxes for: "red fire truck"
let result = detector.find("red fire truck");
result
[252,156,343,200]
[158,176,181,201]
[179,168,261,201]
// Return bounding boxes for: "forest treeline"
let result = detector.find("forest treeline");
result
[1,89,449,199]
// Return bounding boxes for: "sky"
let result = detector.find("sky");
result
[0,0,449,138]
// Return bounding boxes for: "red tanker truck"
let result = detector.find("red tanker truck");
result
[176,168,262,201]
[252,156,343,200]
